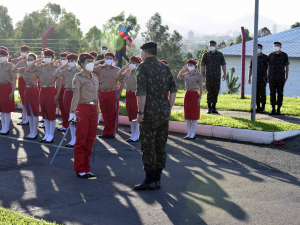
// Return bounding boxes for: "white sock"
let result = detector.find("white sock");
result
[132,122,139,141]
[3,113,11,133]
[27,116,33,137]
[190,120,198,137]
[46,120,56,141]
[186,120,192,137]
[42,119,50,141]
[129,122,135,140]
[70,124,76,145]
[79,172,86,176]
[22,105,28,123]
[32,116,39,137]
[0,113,5,133]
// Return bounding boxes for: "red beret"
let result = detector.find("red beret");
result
[21,46,30,51]
[60,52,69,57]
[67,53,78,60]
[0,46,9,53]
[130,56,141,63]
[42,48,48,52]
[186,59,197,65]
[0,49,9,56]
[160,60,168,65]
[65,52,71,54]
[44,49,55,55]
[79,53,94,60]
[89,52,98,58]
[137,57,142,62]
[274,141,285,146]
[105,52,115,58]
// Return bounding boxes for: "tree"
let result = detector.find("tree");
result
[224,66,241,94]
[291,22,300,29]
[218,41,226,49]
[258,27,271,37]
[85,26,102,52]
[235,28,253,45]
[0,5,14,39]
[186,52,193,59]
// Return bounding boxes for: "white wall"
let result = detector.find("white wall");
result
[221,57,300,97]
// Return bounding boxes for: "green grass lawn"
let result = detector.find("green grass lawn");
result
[118,103,300,132]
[0,207,59,225]
[121,90,300,117]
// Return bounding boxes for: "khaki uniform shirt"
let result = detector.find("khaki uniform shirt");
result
[0,62,17,83]
[183,71,203,90]
[19,66,39,86]
[73,70,98,104]
[58,67,81,89]
[11,58,27,77]
[118,70,136,91]
[93,65,120,91]
[32,64,60,87]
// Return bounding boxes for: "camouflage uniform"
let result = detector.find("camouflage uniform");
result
[201,51,226,103]
[268,51,289,106]
[136,57,178,172]
[249,53,269,104]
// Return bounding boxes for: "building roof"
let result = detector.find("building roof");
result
[219,26,300,58]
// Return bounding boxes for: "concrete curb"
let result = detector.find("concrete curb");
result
[15,104,300,144]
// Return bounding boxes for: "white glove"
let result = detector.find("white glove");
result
[69,113,75,122]
[98,114,101,124]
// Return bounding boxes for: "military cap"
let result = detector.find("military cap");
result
[66,53,78,60]
[20,46,30,51]
[0,46,9,53]
[258,44,263,48]
[273,41,282,46]
[102,46,108,49]
[89,51,98,58]
[130,56,141,63]
[79,53,94,59]
[186,59,197,65]
[160,60,168,65]
[140,42,157,49]
[59,52,69,57]
[44,49,55,55]
[104,52,115,58]
[0,49,9,56]
[209,40,217,45]
[42,48,48,52]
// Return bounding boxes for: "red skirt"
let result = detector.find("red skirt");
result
[184,91,200,120]
[125,92,138,121]
[25,87,39,117]
[40,87,56,121]
[0,84,15,113]
[18,76,26,104]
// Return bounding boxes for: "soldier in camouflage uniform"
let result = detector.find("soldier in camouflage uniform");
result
[200,40,226,114]
[134,42,178,190]
[96,46,107,65]
[268,41,289,115]
[248,44,269,113]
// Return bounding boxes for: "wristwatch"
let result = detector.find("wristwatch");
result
[138,111,144,115]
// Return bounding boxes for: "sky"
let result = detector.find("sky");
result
[3,0,300,35]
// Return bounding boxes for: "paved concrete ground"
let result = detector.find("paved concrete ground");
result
[0,112,300,225]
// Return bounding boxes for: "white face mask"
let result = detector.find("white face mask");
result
[274,46,280,52]
[102,50,107,54]
[44,58,52,64]
[0,57,7,63]
[85,62,94,72]
[27,61,33,66]
[112,61,115,67]
[105,59,113,65]
[129,64,137,70]
[21,52,28,57]
[61,60,68,65]
[68,62,76,67]
[188,66,195,71]
[257,49,262,54]
[209,46,216,52]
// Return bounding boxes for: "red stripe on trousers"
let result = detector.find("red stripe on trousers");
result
[99,90,117,136]
[18,76,26,104]
[0,84,15,113]
[125,91,138,121]
[25,87,39,116]
[74,104,98,173]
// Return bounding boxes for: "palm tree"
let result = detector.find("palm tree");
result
[224,66,241,94]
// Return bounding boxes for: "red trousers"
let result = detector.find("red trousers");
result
[184,91,200,120]
[25,87,39,117]
[40,87,56,121]
[0,84,15,113]
[99,90,118,136]
[58,86,68,128]
[18,76,26,104]
[125,92,138,121]
[63,90,73,125]
[74,104,98,173]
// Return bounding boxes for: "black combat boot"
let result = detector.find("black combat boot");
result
[277,105,282,115]
[207,103,212,114]
[269,105,276,115]
[134,171,157,190]
[155,168,163,189]
[260,103,265,113]
[212,103,218,114]
[256,102,260,113]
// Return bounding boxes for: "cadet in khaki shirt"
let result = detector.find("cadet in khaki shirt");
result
[52,53,81,147]
[26,49,62,143]
[177,59,203,140]
[12,53,41,139]
[0,49,17,135]
[115,56,141,142]
[69,53,99,179]
[92,52,122,139]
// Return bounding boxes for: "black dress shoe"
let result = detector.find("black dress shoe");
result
[65,144,74,148]
[183,136,190,139]
[105,135,115,139]
[212,109,219,114]
[17,121,29,125]
[134,180,157,190]
[187,136,196,140]
[25,134,38,139]
[98,135,107,138]
[126,138,138,142]
[277,111,282,115]
[39,139,46,143]
[45,138,54,143]
[39,124,45,129]
[77,173,89,178]
[260,108,265,113]
[87,173,96,178]
[207,108,212,114]
[269,110,276,115]
[0,131,9,135]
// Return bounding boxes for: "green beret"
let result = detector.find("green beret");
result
[140,42,157,49]
[273,41,282,46]
[102,46,108,49]
[210,40,217,45]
